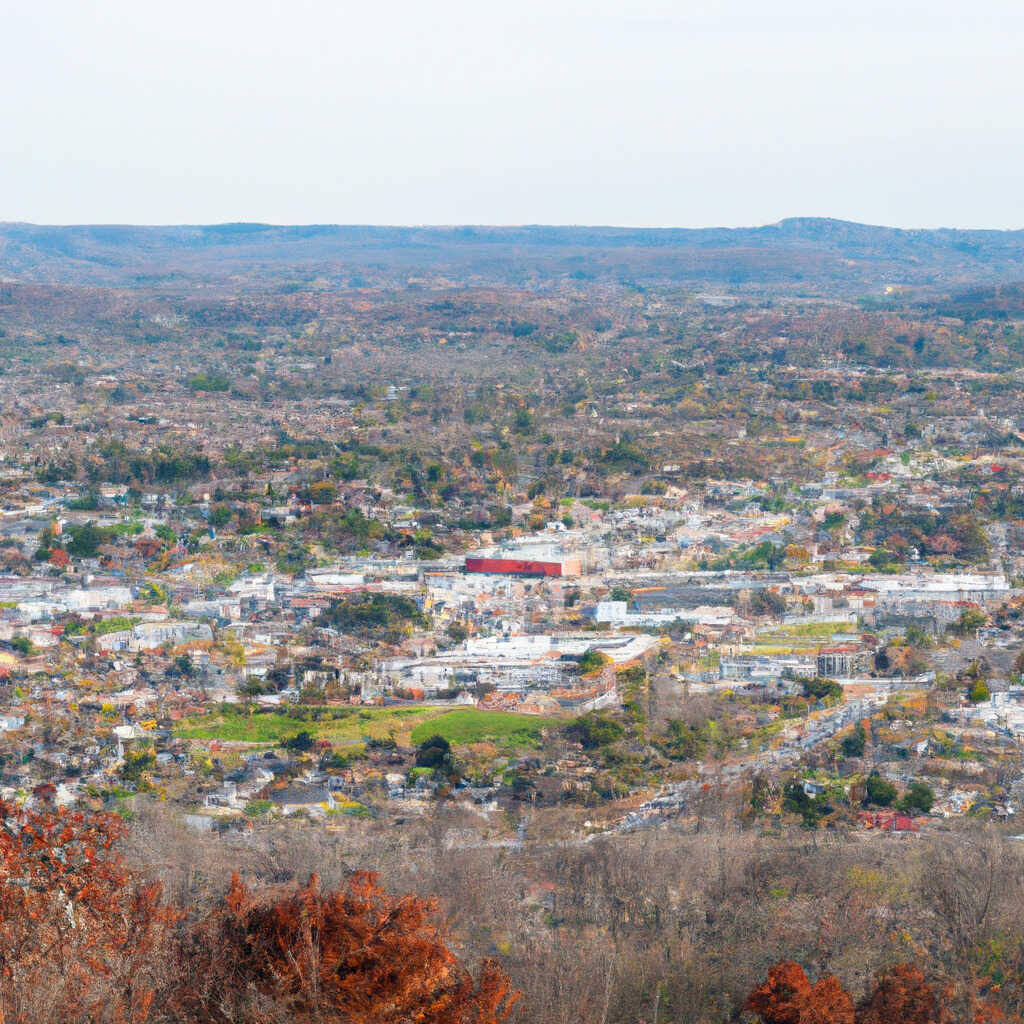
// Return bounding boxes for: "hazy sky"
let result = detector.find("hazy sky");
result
[2,0,1023,228]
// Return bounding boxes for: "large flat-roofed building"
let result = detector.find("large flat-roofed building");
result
[465,555,581,577]
[465,541,582,578]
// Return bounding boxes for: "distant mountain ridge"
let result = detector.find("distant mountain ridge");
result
[2,218,1023,291]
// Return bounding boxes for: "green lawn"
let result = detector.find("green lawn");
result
[411,709,561,748]
[174,705,431,745]
[174,704,561,750]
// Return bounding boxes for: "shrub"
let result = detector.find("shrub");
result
[865,772,898,807]
[564,712,625,749]
[172,872,518,1023]
[898,782,935,814]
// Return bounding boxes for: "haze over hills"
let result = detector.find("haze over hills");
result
[2,218,1024,293]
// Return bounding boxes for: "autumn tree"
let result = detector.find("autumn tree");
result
[0,799,516,1024]
[169,870,518,1024]
[856,964,949,1024]
[746,963,960,1024]
[745,962,853,1024]
[745,961,811,1024]
[0,798,177,1024]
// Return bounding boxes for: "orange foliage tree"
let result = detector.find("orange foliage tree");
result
[0,798,516,1024]
[0,798,176,1024]
[48,547,69,568]
[168,870,519,1024]
[856,964,950,1024]
[745,962,1022,1024]
[745,962,853,1024]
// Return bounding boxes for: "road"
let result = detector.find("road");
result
[615,694,888,832]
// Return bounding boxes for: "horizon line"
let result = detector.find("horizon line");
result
[3,217,1024,234]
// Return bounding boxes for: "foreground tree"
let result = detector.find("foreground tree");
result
[744,962,853,1024]
[170,870,518,1024]
[0,798,515,1024]
[856,964,949,1024]
[0,798,177,1024]
[743,962,1019,1024]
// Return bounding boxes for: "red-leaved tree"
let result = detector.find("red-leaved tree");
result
[0,798,517,1024]
[745,962,853,1024]
[168,870,519,1024]
[743,962,1019,1024]
[856,964,950,1024]
[0,798,177,1024]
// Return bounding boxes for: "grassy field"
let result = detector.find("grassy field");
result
[174,705,561,750]
[410,709,562,748]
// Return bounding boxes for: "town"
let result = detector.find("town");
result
[1,256,1024,843]
[7,0,1024,1015]
[3,221,1024,1023]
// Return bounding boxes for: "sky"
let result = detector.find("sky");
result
[2,0,1023,229]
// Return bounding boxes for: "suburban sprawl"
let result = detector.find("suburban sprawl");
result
[5,221,1024,1021]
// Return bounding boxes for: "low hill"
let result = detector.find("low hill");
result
[2,219,1023,292]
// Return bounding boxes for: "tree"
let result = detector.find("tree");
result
[210,505,233,528]
[324,594,427,640]
[865,772,898,807]
[952,608,988,637]
[174,653,196,678]
[308,480,337,504]
[968,679,991,704]
[576,648,610,675]
[745,961,853,1024]
[661,718,707,760]
[869,547,895,570]
[416,734,452,769]
[154,522,177,544]
[1014,647,1024,684]
[745,961,810,1024]
[0,799,176,1024]
[899,782,935,814]
[782,780,828,827]
[65,521,111,558]
[446,621,469,644]
[48,546,70,568]
[564,711,625,749]
[804,976,856,1024]
[857,964,948,1024]
[9,635,34,655]
[801,677,843,701]
[172,871,518,1024]
[0,798,517,1024]
[284,730,316,753]
[752,589,788,618]
[122,747,157,783]
[34,523,56,561]
[904,624,933,649]
[745,962,950,1024]
[841,723,867,758]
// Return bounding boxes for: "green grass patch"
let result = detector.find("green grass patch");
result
[410,709,560,749]
[173,704,559,749]
[174,705,434,745]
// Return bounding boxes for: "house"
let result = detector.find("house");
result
[857,810,919,832]
[267,783,336,815]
